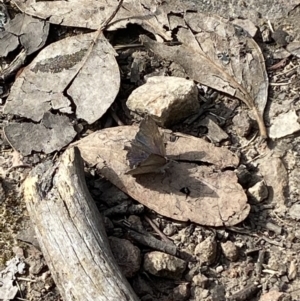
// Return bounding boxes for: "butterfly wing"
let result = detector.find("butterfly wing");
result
[126,144,151,169]
[126,153,167,175]
[133,116,166,157]
[126,116,167,175]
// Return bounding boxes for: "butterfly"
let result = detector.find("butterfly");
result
[126,116,169,175]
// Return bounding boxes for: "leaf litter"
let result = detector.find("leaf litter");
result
[5,0,300,299]
[4,1,269,145]
[2,0,267,224]
[11,0,190,40]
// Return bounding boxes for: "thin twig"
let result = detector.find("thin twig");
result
[239,131,258,150]
[144,215,173,244]
[109,108,124,125]
[267,20,274,32]
[270,81,293,86]
[274,64,299,76]
[17,277,37,282]
[228,282,260,301]
[114,43,142,50]
[255,249,265,277]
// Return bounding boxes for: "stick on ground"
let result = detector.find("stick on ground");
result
[23,147,139,301]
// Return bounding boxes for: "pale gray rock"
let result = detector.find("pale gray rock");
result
[269,110,300,139]
[192,274,209,288]
[220,241,239,262]
[232,111,252,137]
[248,181,269,203]
[169,283,190,301]
[126,76,199,126]
[258,153,288,213]
[194,236,217,265]
[143,251,186,280]
[163,223,177,236]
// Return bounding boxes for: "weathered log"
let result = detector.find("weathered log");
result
[23,147,139,301]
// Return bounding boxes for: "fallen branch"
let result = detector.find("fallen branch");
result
[23,147,139,301]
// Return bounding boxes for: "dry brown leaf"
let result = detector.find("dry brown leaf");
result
[12,0,189,40]
[72,126,249,226]
[4,113,76,155]
[4,32,119,124]
[0,13,49,57]
[140,12,269,137]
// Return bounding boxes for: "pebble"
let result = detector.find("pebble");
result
[194,236,217,265]
[126,76,199,127]
[221,241,239,261]
[248,181,269,202]
[109,237,141,278]
[143,251,187,280]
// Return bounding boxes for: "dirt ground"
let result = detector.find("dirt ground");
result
[1,1,300,301]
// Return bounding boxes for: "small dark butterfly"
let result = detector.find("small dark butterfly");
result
[126,116,168,175]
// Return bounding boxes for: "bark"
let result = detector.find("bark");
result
[23,147,139,301]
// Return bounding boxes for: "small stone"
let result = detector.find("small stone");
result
[140,294,153,301]
[221,241,239,261]
[192,287,210,300]
[272,29,290,47]
[127,215,143,226]
[215,265,224,273]
[261,27,272,43]
[192,274,208,288]
[109,237,141,278]
[163,223,177,236]
[170,283,190,301]
[184,266,199,281]
[194,236,217,265]
[288,260,297,280]
[259,290,284,301]
[143,251,187,279]
[232,111,252,137]
[294,229,300,239]
[269,110,300,139]
[248,181,269,203]
[289,203,300,220]
[258,155,288,211]
[236,165,253,187]
[25,247,45,275]
[126,76,199,127]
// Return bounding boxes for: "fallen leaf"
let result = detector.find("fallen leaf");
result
[12,0,184,40]
[4,112,76,155]
[72,126,249,226]
[4,32,120,124]
[0,31,19,57]
[0,13,49,57]
[140,11,269,137]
